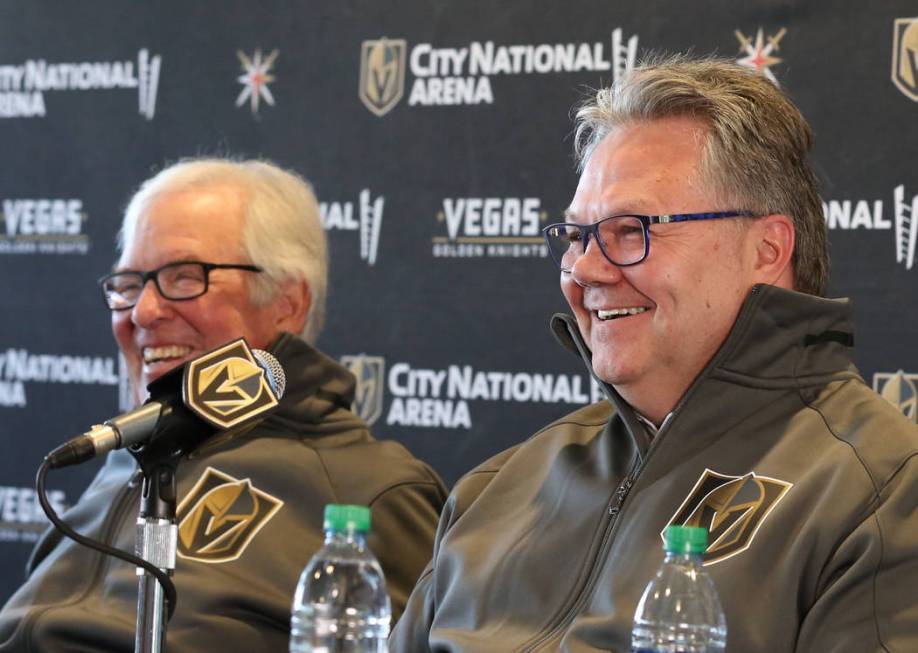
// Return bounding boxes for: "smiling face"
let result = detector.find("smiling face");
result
[113,185,288,404]
[562,117,760,423]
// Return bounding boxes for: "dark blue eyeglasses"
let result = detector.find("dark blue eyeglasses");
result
[542,211,756,271]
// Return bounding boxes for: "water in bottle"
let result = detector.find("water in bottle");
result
[290,504,391,653]
[630,525,726,653]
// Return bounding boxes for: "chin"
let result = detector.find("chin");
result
[590,357,631,387]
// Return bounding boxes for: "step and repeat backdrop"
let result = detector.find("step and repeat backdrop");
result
[1,1,917,602]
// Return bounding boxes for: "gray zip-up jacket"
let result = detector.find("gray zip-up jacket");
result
[0,333,448,652]
[391,285,918,652]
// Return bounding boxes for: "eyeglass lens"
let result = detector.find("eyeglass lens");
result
[546,216,646,270]
[102,262,208,309]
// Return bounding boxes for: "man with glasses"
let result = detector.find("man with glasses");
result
[0,158,447,652]
[392,56,918,652]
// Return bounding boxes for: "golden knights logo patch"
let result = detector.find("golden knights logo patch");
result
[664,469,792,565]
[176,467,283,563]
[341,354,385,426]
[892,18,918,101]
[359,37,406,116]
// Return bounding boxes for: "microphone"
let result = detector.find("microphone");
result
[46,340,285,469]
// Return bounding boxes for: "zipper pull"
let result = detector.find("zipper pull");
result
[608,478,634,516]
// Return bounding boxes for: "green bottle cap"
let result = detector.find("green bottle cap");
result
[664,525,708,554]
[323,504,371,533]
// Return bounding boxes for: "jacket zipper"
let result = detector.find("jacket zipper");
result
[23,468,142,650]
[520,395,688,653]
[519,456,641,653]
[608,476,634,518]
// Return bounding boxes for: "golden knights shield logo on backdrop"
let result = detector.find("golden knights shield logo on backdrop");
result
[341,354,385,426]
[664,469,792,565]
[874,370,918,421]
[359,37,407,116]
[177,467,283,563]
[892,17,918,101]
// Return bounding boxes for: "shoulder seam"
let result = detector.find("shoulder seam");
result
[798,385,881,496]
[526,416,610,441]
[310,449,341,504]
[366,479,447,507]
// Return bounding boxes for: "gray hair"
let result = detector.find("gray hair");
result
[574,54,828,296]
[119,158,328,343]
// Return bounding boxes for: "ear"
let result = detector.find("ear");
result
[751,214,795,289]
[272,279,312,335]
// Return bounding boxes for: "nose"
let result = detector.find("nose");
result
[569,234,622,287]
[130,278,172,327]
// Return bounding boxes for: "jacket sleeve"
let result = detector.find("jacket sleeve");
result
[389,465,503,653]
[796,453,918,652]
[388,498,453,653]
[368,476,448,624]
[389,562,437,653]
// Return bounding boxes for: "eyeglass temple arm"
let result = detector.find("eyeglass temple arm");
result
[656,211,755,224]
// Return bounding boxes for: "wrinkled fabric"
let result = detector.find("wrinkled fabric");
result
[0,333,447,652]
[392,285,918,653]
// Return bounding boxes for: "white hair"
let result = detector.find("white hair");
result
[118,157,328,343]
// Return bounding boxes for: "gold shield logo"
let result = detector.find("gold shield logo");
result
[893,18,918,101]
[665,469,792,565]
[359,37,407,117]
[183,339,279,429]
[874,370,918,421]
[177,467,283,563]
[340,354,385,425]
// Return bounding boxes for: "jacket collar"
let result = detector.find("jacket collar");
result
[190,333,368,455]
[702,285,855,388]
[264,332,366,431]
[551,285,858,457]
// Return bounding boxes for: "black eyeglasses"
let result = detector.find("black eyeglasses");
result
[542,211,756,271]
[98,260,263,310]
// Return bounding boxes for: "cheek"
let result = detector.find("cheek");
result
[197,313,240,347]
[193,303,265,350]
[175,293,238,339]
[112,313,133,349]
[560,277,581,310]
[560,279,593,342]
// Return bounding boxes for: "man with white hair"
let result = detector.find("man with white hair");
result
[391,56,918,652]
[0,158,447,652]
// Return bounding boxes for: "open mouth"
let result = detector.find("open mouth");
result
[142,345,193,364]
[596,307,649,321]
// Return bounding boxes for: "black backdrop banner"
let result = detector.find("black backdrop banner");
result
[1,1,917,603]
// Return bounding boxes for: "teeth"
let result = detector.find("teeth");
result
[597,307,648,320]
[143,345,192,363]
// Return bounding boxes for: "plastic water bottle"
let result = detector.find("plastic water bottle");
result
[289,504,391,653]
[630,525,726,653]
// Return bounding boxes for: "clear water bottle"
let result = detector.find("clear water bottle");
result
[290,504,391,653]
[630,525,726,653]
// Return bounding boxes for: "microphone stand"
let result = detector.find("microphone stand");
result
[39,338,282,653]
[110,340,282,652]
[130,441,183,653]
[123,362,208,653]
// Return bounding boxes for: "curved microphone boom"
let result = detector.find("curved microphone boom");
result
[45,346,284,469]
